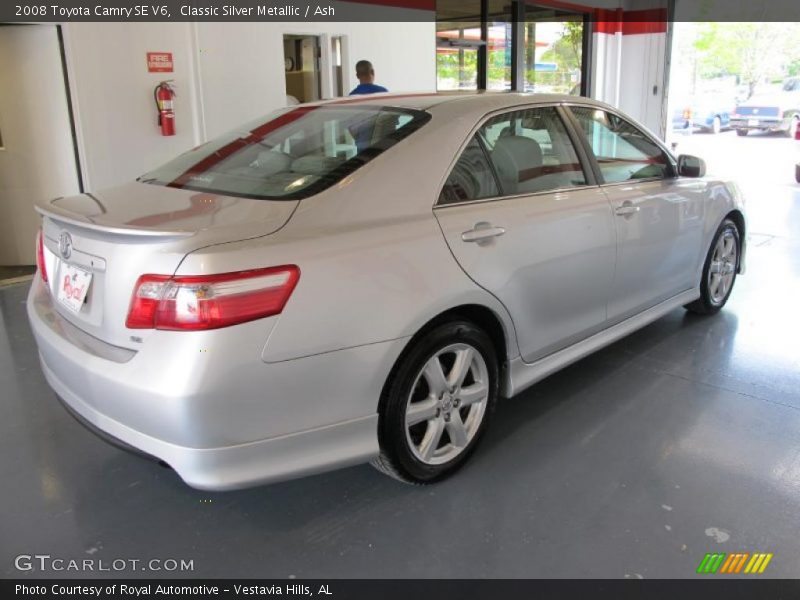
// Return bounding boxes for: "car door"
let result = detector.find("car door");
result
[434,105,616,364]
[567,105,705,323]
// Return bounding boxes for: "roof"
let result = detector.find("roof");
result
[311,91,608,116]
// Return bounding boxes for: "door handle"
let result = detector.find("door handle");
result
[615,203,640,217]
[461,222,506,244]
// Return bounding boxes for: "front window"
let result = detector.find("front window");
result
[139,105,430,200]
[569,107,672,184]
[478,106,587,195]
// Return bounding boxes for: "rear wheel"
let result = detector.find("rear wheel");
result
[685,219,740,315]
[736,129,748,137]
[372,321,498,484]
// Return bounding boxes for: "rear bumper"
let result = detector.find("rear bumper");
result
[43,359,377,490]
[730,116,789,132]
[26,277,396,490]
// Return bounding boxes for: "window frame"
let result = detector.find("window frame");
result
[562,103,678,187]
[434,103,599,209]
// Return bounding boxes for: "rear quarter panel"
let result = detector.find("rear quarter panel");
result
[175,112,520,366]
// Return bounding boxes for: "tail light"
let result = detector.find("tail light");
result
[683,108,692,119]
[126,265,300,330]
[36,230,48,283]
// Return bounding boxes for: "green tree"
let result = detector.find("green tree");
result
[691,23,800,99]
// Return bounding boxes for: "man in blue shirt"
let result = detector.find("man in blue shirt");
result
[349,60,388,95]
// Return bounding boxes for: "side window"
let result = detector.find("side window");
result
[438,138,500,205]
[478,107,587,195]
[570,107,672,184]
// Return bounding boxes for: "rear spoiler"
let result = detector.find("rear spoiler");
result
[35,197,194,239]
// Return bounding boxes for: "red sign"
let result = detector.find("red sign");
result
[147,52,173,73]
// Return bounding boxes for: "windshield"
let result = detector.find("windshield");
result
[782,78,800,92]
[139,105,430,200]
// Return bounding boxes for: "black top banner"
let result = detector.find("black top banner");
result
[3,0,436,22]
[2,0,800,23]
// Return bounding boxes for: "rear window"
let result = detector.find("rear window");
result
[139,105,430,200]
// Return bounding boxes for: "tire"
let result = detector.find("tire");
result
[372,320,499,484]
[685,219,741,315]
[736,129,748,137]
[786,116,799,138]
[796,163,800,184]
[711,116,722,135]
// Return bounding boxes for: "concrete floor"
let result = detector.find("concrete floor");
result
[1,133,799,579]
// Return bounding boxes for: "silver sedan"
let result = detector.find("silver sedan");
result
[27,93,746,490]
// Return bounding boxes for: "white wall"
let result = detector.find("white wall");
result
[615,32,667,137]
[589,17,669,137]
[197,21,435,138]
[63,22,205,191]
[61,20,436,192]
[0,25,80,265]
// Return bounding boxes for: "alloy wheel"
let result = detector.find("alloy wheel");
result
[404,343,489,465]
[708,229,738,305]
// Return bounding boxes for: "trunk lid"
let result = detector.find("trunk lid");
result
[37,182,297,349]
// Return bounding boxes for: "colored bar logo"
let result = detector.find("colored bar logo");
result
[697,552,773,574]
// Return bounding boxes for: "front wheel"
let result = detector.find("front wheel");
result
[711,116,722,134]
[685,219,740,315]
[787,116,799,138]
[372,321,498,484]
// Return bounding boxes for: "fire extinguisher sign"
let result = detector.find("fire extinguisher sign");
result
[147,52,173,73]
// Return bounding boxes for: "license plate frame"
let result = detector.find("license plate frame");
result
[57,264,93,313]
[748,119,759,127]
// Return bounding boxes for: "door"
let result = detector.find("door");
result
[435,106,616,363]
[568,106,705,323]
[0,25,80,265]
[283,35,322,104]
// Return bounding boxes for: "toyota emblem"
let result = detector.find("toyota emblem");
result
[58,231,73,260]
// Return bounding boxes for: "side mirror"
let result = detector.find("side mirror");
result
[677,154,706,178]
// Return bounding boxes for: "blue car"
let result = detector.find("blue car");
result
[672,96,734,134]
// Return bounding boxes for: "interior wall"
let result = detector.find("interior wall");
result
[589,4,669,137]
[0,25,80,265]
[196,21,435,139]
[62,22,203,192]
[60,20,436,192]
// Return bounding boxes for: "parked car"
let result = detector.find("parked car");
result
[796,123,800,183]
[730,77,800,136]
[28,93,746,490]
[672,95,734,134]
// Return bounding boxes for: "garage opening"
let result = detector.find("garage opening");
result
[666,22,800,185]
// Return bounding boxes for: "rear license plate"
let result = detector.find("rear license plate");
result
[57,264,92,313]
[748,119,759,127]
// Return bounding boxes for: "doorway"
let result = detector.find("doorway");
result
[0,24,81,266]
[283,35,322,104]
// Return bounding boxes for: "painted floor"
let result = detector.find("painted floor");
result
[1,131,798,579]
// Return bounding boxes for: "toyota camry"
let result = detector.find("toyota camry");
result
[28,93,746,490]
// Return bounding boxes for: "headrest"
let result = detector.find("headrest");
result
[491,136,543,193]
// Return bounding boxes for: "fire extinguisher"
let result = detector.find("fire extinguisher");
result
[154,81,176,136]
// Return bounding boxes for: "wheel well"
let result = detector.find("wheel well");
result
[726,209,745,239]
[379,305,510,410]
[725,209,746,271]
[414,305,508,366]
